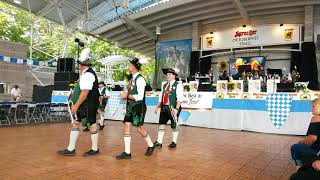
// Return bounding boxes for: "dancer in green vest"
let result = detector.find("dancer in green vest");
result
[116,58,154,160]
[97,81,110,130]
[154,68,183,149]
[57,48,100,156]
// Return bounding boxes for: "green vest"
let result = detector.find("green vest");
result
[128,74,145,106]
[162,81,178,108]
[70,82,80,104]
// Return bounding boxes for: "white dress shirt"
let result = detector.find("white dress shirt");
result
[79,68,95,90]
[11,88,21,97]
[131,72,146,101]
[158,80,183,103]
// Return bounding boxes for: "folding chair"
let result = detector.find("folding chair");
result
[14,104,29,124]
[30,104,46,123]
[0,104,11,126]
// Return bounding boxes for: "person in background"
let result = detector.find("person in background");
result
[97,81,110,130]
[10,85,22,101]
[291,98,320,166]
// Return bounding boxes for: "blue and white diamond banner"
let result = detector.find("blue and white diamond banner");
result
[108,91,121,116]
[266,93,293,129]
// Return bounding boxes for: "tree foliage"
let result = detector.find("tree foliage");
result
[0,1,155,84]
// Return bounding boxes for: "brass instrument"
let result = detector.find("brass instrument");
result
[217,61,229,72]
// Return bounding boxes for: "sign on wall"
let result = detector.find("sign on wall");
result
[201,24,301,50]
[181,92,213,109]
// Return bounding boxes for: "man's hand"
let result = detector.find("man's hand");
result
[173,108,178,117]
[71,104,79,114]
[312,160,320,171]
[119,92,128,99]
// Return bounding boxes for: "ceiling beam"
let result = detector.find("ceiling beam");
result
[121,16,156,40]
[232,0,249,23]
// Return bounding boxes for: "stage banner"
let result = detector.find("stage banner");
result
[51,91,71,103]
[201,24,300,50]
[181,92,213,109]
[155,39,192,88]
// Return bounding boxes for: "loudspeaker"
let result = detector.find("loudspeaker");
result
[276,83,295,92]
[53,82,70,91]
[200,51,212,75]
[190,51,200,76]
[300,42,318,90]
[54,72,79,82]
[32,85,54,103]
[57,58,75,72]
[54,72,79,90]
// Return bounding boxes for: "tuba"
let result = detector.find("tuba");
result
[217,61,229,72]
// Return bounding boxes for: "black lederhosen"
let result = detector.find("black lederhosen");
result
[75,68,99,126]
[123,100,147,127]
[159,105,180,129]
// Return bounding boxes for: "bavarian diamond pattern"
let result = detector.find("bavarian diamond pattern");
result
[266,93,292,129]
[108,91,121,116]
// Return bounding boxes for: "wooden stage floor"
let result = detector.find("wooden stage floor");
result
[0,121,301,180]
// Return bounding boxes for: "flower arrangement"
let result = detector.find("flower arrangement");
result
[294,82,309,92]
[183,83,190,92]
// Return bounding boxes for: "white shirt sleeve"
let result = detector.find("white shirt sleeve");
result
[133,76,146,101]
[176,83,184,103]
[158,84,164,103]
[79,72,95,90]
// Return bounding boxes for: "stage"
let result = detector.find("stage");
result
[105,91,317,135]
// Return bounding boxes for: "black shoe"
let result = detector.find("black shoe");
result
[116,152,131,160]
[154,141,162,148]
[84,149,99,156]
[83,127,89,132]
[57,149,76,156]
[168,142,177,149]
[99,125,105,130]
[144,146,154,156]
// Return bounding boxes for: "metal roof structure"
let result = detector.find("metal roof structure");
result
[2,0,320,58]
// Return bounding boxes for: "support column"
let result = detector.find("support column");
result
[192,22,201,51]
[304,5,314,42]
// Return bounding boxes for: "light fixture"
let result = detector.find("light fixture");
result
[242,24,246,28]
[156,26,161,35]
[280,24,284,27]
[77,19,84,29]
[13,0,22,4]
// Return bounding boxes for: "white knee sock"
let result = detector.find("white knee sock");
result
[124,134,131,154]
[172,129,179,143]
[144,133,154,147]
[99,115,104,126]
[67,128,79,151]
[157,128,165,144]
[91,130,99,151]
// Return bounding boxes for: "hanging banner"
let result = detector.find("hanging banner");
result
[201,24,300,50]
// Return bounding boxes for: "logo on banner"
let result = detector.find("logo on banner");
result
[206,36,213,47]
[266,94,292,129]
[241,93,250,99]
[234,30,257,38]
[284,28,294,41]
[108,91,121,116]
[300,93,311,100]
[216,92,224,99]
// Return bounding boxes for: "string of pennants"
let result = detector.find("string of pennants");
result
[0,55,57,67]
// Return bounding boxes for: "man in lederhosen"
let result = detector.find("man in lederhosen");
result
[154,68,183,149]
[97,81,110,130]
[116,58,154,160]
[57,48,100,156]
